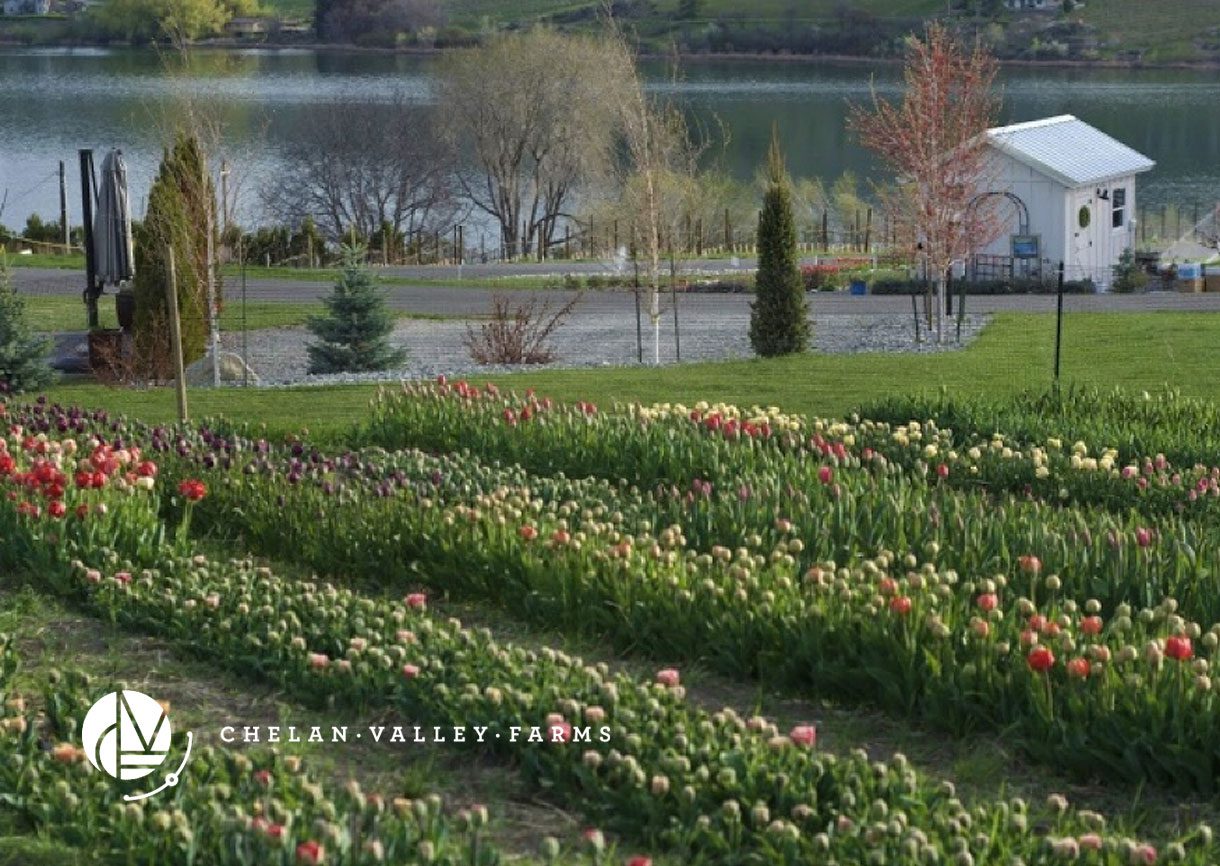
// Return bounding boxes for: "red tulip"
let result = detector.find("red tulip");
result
[626,858,653,866]
[48,500,66,519]
[1066,658,1091,679]
[889,596,912,615]
[936,463,950,478]
[296,840,324,865]
[976,593,998,612]
[1165,635,1193,662]
[253,769,272,787]
[1027,646,1055,673]
[178,479,207,502]
[1018,555,1041,575]
[405,593,427,610]
[818,466,834,485]
[1080,616,1103,636]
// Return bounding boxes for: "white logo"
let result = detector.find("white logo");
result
[81,690,193,801]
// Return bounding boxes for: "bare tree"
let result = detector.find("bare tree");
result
[603,18,709,364]
[849,24,1004,342]
[436,29,632,259]
[262,92,458,245]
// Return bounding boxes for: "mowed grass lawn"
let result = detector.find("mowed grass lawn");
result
[24,295,460,333]
[39,311,1220,436]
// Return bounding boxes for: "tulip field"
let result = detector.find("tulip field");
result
[4,383,1220,864]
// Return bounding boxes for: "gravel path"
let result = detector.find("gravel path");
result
[223,311,990,387]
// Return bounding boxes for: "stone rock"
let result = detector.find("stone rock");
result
[184,351,259,387]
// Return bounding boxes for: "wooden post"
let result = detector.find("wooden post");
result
[822,209,829,249]
[864,207,872,253]
[166,246,189,423]
[204,176,220,388]
[58,161,69,251]
[724,208,731,253]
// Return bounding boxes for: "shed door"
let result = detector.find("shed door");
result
[1071,194,1095,279]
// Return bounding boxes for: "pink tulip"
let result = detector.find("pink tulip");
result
[788,725,816,747]
[655,668,680,688]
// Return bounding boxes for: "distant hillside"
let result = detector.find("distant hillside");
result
[274,0,1220,64]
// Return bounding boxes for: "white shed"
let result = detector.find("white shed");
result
[974,115,1155,287]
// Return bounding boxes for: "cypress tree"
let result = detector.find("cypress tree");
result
[0,256,54,393]
[749,127,810,357]
[306,247,406,374]
[132,132,219,379]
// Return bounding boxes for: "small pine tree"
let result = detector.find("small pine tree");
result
[749,127,810,357]
[0,255,55,393]
[306,247,407,374]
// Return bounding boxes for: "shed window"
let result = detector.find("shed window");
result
[1112,188,1127,229]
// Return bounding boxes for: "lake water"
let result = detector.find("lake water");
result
[2,48,1219,234]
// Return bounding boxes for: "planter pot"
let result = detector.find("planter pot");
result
[115,292,136,331]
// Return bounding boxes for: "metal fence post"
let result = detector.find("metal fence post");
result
[1054,261,1065,384]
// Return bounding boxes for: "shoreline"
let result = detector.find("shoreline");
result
[2,38,1219,72]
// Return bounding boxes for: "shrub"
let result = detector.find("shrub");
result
[0,255,54,393]
[800,263,840,291]
[463,292,579,365]
[749,130,809,356]
[305,247,406,374]
[1112,247,1148,294]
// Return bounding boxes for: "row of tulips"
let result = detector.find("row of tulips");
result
[62,550,1217,865]
[103,424,1220,792]
[861,386,1220,469]
[357,382,1220,522]
[0,633,557,866]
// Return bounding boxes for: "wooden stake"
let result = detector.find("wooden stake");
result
[166,245,188,423]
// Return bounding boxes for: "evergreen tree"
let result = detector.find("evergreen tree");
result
[306,247,406,374]
[132,132,220,378]
[0,256,54,394]
[749,127,810,357]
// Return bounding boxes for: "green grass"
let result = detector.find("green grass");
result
[24,295,464,334]
[3,252,83,270]
[35,312,1220,437]
[1080,0,1220,62]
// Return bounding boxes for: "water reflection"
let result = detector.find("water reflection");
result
[2,47,1219,227]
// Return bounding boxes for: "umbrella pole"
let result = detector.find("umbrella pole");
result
[78,149,99,330]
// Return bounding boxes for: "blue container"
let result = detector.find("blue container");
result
[850,279,867,296]
[1178,263,1202,280]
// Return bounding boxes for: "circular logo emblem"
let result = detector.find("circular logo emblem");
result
[81,690,172,780]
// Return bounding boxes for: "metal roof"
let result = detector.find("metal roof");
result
[986,115,1155,188]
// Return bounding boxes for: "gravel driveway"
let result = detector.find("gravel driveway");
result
[224,309,989,386]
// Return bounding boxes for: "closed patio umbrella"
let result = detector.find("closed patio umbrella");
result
[93,149,134,286]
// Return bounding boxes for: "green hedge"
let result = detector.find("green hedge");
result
[869,277,1097,296]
